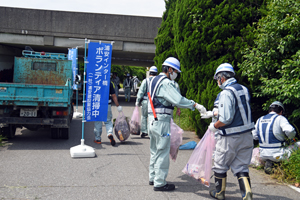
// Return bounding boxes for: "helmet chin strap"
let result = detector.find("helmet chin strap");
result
[168,67,173,79]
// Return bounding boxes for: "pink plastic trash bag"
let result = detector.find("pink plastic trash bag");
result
[130,106,141,135]
[182,129,215,187]
[114,112,130,142]
[250,147,263,167]
[170,118,184,161]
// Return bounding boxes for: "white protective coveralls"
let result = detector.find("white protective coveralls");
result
[123,77,132,102]
[252,112,296,162]
[213,77,254,175]
[136,77,153,134]
[148,73,196,187]
[172,80,181,94]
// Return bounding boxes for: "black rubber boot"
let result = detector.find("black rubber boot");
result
[154,184,175,191]
[237,172,253,200]
[141,133,148,138]
[264,159,274,174]
[209,172,226,200]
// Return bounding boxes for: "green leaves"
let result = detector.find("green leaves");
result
[239,0,300,122]
[154,0,264,137]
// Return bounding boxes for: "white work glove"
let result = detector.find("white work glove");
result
[135,102,139,107]
[117,106,122,112]
[195,103,207,114]
[208,122,219,133]
[201,111,214,119]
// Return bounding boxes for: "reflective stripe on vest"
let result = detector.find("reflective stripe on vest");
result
[125,78,131,88]
[148,75,174,115]
[219,83,254,136]
[257,114,283,148]
[214,93,220,108]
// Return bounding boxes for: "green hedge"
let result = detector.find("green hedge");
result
[155,0,264,137]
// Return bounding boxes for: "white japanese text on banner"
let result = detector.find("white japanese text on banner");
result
[85,42,112,122]
[68,48,78,90]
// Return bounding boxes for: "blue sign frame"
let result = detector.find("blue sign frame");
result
[85,42,112,122]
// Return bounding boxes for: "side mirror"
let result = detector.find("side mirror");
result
[75,75,81,85]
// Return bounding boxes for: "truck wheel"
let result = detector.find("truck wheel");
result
[69,105,74,123]
[61,128,69,140]
[51,128,59,139]
[2,125,16,139]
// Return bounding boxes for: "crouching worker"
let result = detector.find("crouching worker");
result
[148,57,207,191]
[208,63,254,200]
[252,101,297,174]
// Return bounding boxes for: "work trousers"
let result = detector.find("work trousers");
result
[94,104,113,140]
[148,115,171,187]
[213,132,253,176]
[124,87,131,101]
[141,99,148,133]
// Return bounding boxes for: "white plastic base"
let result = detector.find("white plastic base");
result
[73,112,83,118]
[70,139,96,158]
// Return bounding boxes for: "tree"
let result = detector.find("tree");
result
[239,0,300,126]
[154,0,178,72]
[171,0,264,136]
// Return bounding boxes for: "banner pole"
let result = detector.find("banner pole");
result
[69,38,95,158]
[75,47,79,112]
[81,38,88,140]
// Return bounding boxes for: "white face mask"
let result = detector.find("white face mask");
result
[170,71,178,80]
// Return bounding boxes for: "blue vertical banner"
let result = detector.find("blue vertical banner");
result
[68,48,78,90]
[85,42,112,122]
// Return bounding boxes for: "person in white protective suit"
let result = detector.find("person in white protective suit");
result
[132,76,141,96]
[135,66,158,138]
[147,57,207,191]
[208,63,255,200]
[123,73,133,102]
[252,101,297,174]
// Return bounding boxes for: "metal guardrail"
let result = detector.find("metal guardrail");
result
[22,50,68,60]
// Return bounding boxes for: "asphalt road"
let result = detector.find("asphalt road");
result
[0,89,299,200]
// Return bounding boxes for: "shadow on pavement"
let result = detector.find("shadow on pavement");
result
[3,117,143,150]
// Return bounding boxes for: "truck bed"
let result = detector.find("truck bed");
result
[0,82,71,107]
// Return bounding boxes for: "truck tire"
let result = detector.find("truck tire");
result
[61,128,69,140]
[51,128,59,139]
[1,125,16,139]
[69,105,74,123]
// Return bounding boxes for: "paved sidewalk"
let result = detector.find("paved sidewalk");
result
[0,91,299,200]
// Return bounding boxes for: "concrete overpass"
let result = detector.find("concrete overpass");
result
[0,6,162,69]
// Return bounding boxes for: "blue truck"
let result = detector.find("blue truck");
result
[0,50,74,139]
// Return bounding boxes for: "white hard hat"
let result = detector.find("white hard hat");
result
[270,101,285,111]
[126,73,130,76]
[149,66,158,73]
[162,57,181,72]
[214,63,235,79]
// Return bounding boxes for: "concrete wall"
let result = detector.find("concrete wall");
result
[0,7,162,43]
[0,45,22,70]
